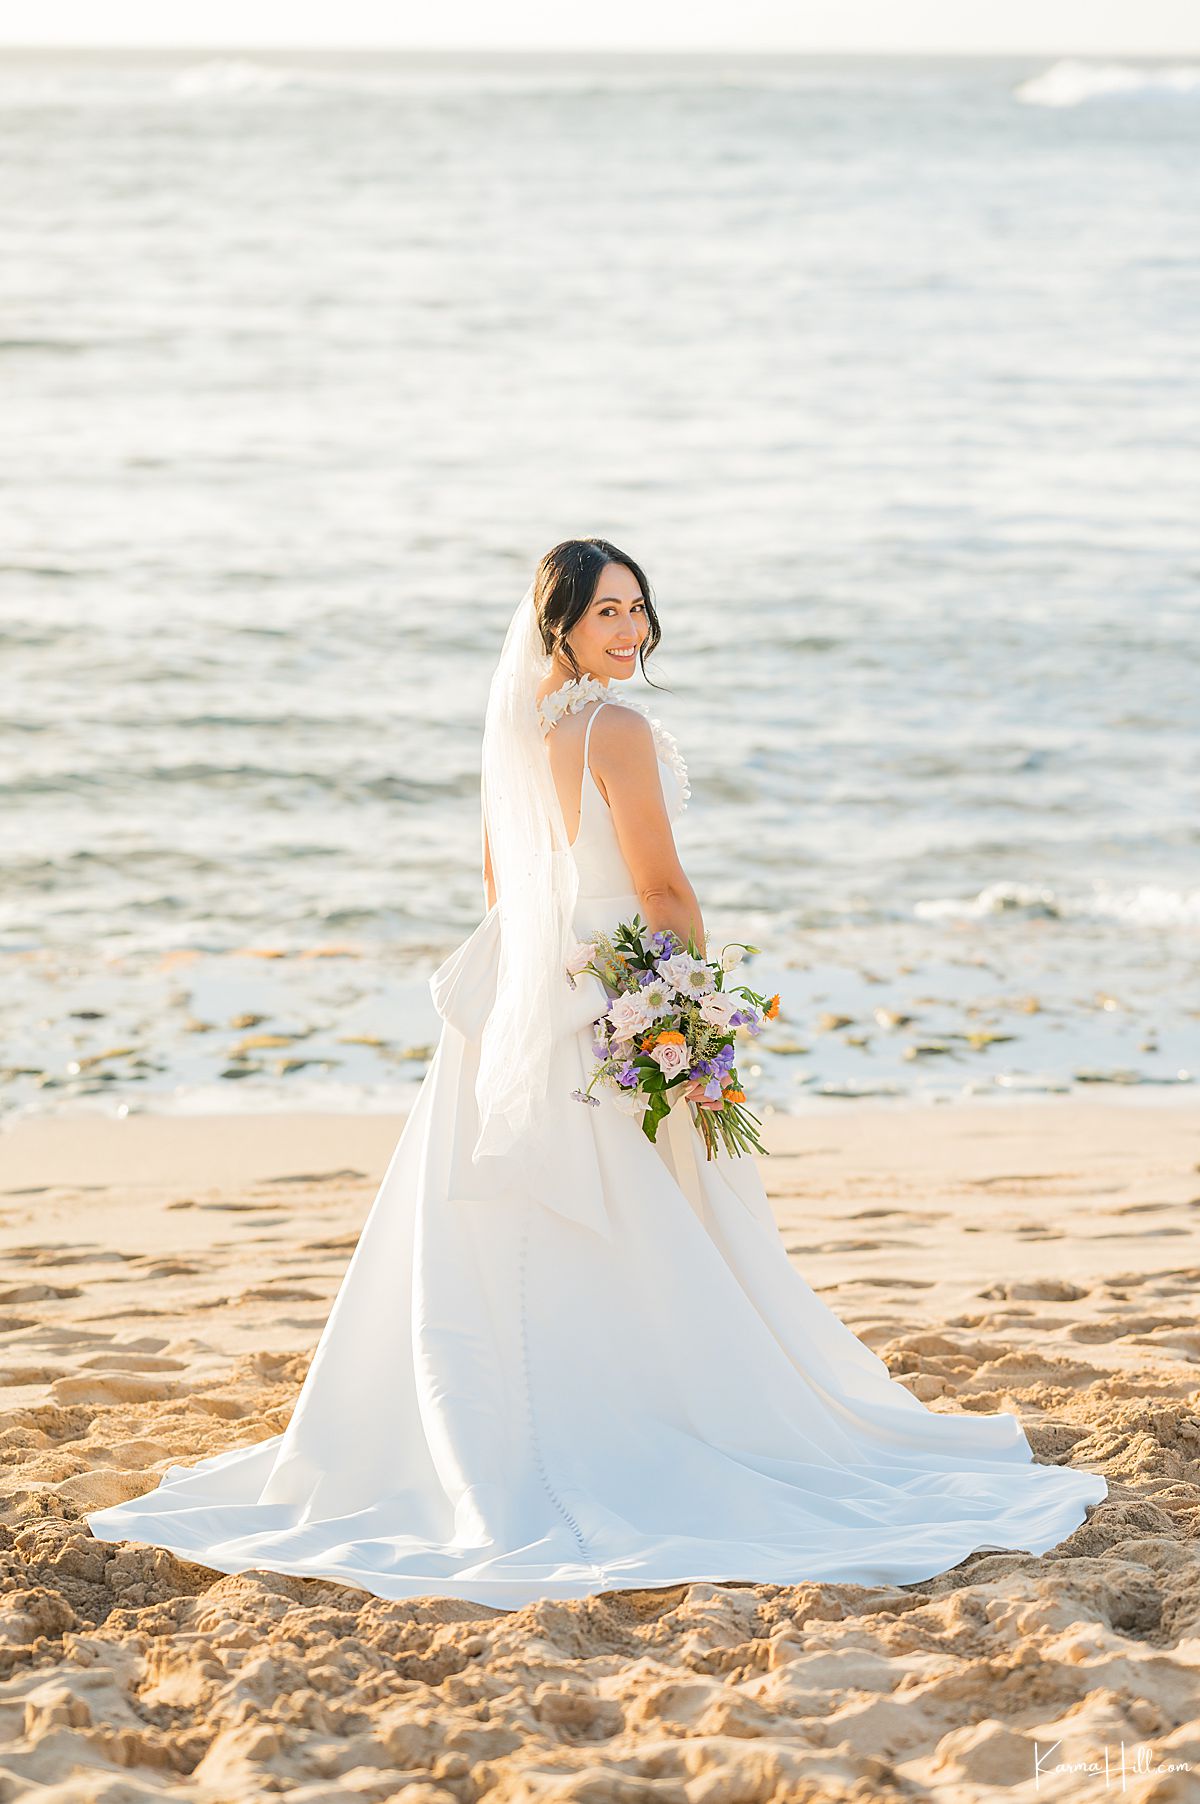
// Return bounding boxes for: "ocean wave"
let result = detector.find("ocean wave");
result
[1015,59,1200,108]
[10,55,1194,112]
[915,881,1062,922]
[170,59,296,100]
[164,58,680,102]
[0,58,328,107]
[915,880,1200,929]
[0,56,741,110]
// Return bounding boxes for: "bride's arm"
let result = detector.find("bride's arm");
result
[592,707,706,953]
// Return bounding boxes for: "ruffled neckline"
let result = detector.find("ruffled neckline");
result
[536,671,627,735]
[535,673,691,812]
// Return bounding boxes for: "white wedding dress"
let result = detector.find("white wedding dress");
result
[86,687,1107,1609]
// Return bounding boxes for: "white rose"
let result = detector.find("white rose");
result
[608,991,654,1038]
[698,990,739,1029]
[656,952,715,999]
[566,938,597,975]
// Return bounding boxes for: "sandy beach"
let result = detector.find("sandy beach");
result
[1,1099,1197,1799]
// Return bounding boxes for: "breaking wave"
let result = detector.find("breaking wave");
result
[915,881,1200,929]
[1015,59,1200,108]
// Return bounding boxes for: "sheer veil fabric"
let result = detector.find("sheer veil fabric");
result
[84,583,1109,1609]
[472,581,578,1182]
[467,578,615,1236]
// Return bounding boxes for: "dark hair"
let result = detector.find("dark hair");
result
[533,537,665,691]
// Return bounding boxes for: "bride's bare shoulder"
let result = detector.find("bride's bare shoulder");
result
[588,699,656,761]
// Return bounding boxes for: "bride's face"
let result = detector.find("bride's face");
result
[563,562,649,682]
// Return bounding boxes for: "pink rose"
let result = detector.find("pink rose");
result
[651,1040,688,1078]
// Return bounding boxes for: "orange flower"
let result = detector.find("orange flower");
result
[639,1033,658,1051]
[765,993,780,1019]
[725,1087,746,1103]
[655,1030,686,1046]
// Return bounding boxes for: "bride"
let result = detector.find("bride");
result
[85,537,1107,1609]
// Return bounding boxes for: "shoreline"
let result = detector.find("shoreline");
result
[4,1092,1197,1196]
[3,1075,1196,1179]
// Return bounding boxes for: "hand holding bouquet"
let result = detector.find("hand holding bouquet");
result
[566,914,779,1161]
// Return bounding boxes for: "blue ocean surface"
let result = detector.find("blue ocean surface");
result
[1,49,1196,1119]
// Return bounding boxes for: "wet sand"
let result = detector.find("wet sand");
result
[1,1101,1198,1799]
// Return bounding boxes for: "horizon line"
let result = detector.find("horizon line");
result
[1,42,1199,59]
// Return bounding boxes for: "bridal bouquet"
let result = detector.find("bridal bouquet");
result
[566,914,779,1161]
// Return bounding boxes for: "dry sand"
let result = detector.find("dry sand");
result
[1,1099,1198,1801]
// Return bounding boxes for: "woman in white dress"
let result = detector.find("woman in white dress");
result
[85,537,1107,1610]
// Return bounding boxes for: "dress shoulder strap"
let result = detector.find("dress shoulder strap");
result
[582,698,611,766]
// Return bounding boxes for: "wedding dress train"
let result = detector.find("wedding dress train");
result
[86,689,1107,1609]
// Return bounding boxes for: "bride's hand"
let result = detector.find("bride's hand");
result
[684,1078,724,1112]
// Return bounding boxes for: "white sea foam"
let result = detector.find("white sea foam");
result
[1078,883,1200,930]
[163,57,677,103]
[1015,59,1200,108]
[915,882,1062,922]
[915,882,1200,929]
[170,60,296,100]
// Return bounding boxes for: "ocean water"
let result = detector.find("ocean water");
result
[1,48,1197,1123]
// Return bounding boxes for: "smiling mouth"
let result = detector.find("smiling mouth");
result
[607,646,637,660]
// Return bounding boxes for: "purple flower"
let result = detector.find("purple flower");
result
[570,1087,600,1107]
[616,1062,638,1088]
